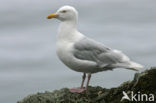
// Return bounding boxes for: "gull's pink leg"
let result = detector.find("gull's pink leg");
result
[86,73,91,90]
[80,73,86,88]
[69,73,86,93]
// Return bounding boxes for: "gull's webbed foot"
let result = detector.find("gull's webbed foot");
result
[69,88,86,93]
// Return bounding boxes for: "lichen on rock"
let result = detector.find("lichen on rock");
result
[18,67,156,103]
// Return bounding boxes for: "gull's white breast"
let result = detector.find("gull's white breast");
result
[56,32,98,73]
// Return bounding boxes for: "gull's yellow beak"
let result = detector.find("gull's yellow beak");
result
[47,13,59,19]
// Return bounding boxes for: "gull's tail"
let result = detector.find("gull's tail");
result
[112,61,144,71]
[126,61,144,71]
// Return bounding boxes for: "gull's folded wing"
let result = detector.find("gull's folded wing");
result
[73,37,130,69]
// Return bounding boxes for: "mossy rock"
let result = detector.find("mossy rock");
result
[18,67,156,103]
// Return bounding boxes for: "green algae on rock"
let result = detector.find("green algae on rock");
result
[18,67,156,103]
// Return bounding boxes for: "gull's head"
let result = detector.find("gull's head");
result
[47,6,78,22]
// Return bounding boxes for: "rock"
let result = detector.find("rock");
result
[18,67,156,103]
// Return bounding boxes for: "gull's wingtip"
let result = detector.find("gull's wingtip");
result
[127,61,144,71]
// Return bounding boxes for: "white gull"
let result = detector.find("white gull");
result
[47,5,143,93]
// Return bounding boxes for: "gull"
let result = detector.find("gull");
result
[47,5,143,93]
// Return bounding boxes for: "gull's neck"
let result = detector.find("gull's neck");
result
[57,20,84,42]
[59,20,77,32]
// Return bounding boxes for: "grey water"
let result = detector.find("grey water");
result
[0,0,156,103]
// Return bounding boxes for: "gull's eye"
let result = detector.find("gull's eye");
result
[61,10,67,13]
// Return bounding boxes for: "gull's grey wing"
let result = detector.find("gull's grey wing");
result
[73,37,129,68]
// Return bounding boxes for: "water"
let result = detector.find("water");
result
[0,0,156,103]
